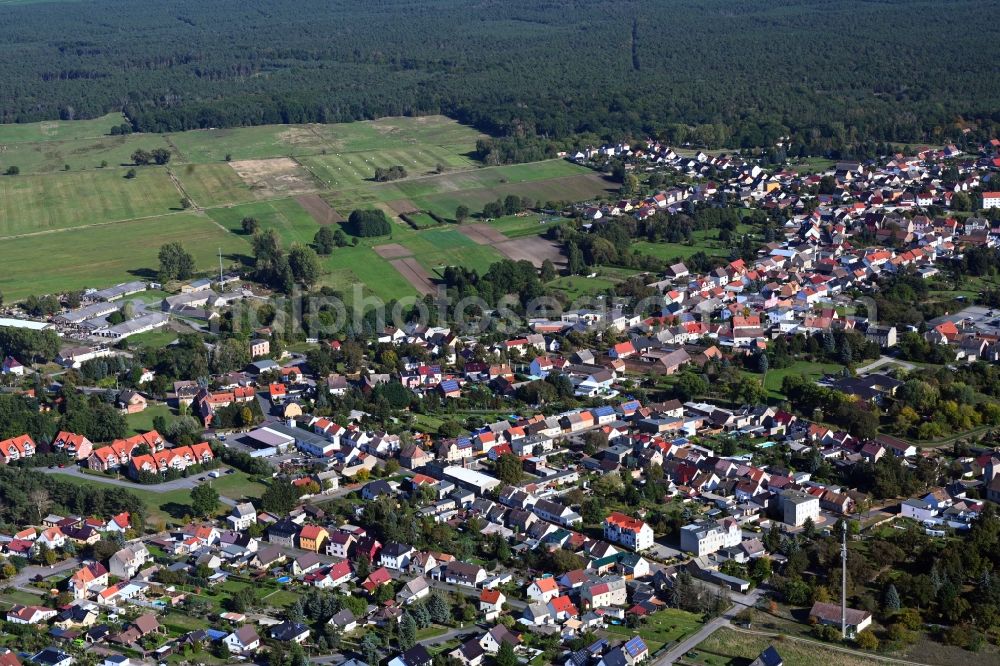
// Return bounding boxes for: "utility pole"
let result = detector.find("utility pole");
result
[841,519,848,639]
[218,247,223,284]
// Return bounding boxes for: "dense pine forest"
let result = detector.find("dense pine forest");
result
[2,0,998,152]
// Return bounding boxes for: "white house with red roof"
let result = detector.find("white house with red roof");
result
[0,434,35,464]
[526,576,559,603]
[603,512,654,551]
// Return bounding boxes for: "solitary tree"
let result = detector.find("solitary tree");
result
[314,226,336,255]
[191,484,219,517]
[288,244,322,288]
[455,205,470,223]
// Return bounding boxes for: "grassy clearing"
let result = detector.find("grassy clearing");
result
[404,212,441,229]
[790,157,836,175]
[207,198,319,247]
[0,114,608,304]
[759,360,845,399]
[0,589,45,609]
[0,212,250,300]
[0,167,182,237]
[682,628,884,666]
[125,403,176,435]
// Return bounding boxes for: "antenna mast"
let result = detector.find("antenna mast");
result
[218,248,223,284]
[841,520,848,638]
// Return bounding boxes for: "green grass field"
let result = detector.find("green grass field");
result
[757,360,845,399]
[0,113,600,302]
[0,112,126,144]
[548,274,617,299]
[0,212,250,300]
[0,134,174,174]
[208,198,319,246]
[125,403,178,434]
[634,239,731,261]
[49,469,264,526]
[172,163,259,207]
[166,125,331,163]
[682,629,884,666]
[605,608,703,653]
[0,167,183,237]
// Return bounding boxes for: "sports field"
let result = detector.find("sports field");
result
[0,113,601,302]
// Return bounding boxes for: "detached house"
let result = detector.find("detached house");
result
[603,512,655,551]
[0,434,35,464]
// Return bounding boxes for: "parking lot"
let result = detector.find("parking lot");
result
[929,305,1000,336]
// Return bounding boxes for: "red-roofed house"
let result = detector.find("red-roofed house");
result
[0,434,35,464]
[603,512,654,551]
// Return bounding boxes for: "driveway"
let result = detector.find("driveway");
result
[855,355,915,374]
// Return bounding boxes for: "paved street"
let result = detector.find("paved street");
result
[38,465,240,506]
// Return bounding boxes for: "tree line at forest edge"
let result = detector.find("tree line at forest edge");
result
[0,0,997,163]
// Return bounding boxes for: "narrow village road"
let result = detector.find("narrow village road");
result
[654,587,764,665]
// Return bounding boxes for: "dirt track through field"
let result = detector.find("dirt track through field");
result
[296,194,344,225]
[373,243,412,259]
[390,257,436,295]
[459,223,565,267]
[385,199,420,215]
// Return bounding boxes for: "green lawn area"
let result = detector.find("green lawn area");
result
[260,588,300,609]
[548,274,617,299]
[0,113,618,307]
[759,360,845,399]
[125,403,177,435]
[0,167,183,237]
[0,589,45,609]
[605,608,703,653]
[789,157,836,175]
[416,625,448,640]
[404,212,441,228]
[210,471,268,502]
[125,327,183,351]
[47,471,229,528]
[314,224,505,302]
[166,125,332,163]
[683,628,883,666]
[0,212,251,300]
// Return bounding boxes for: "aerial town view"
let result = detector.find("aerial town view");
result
[0,1,998,665]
